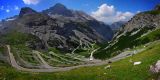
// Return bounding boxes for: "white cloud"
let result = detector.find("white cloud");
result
[14,6,19,10]
[22,0,40,5]
[6,9,10,13]
[91,4,134,24]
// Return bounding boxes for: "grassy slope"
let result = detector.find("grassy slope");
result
[144,10,160,15]
[1,32,42,64]
[0,32,87,67]
[41,51,83,67]
[11,45,40,65]
[0,46,4,55]
[0,32,37,45]
[137,29,160,42]
[94,27,158,59]
[0,41,160,80]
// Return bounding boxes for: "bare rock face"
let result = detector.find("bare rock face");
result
[150,60,160,73]
[0,3,114,52]
[42,3,113,41]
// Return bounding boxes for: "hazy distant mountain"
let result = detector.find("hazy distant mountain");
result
[110,21,126,33]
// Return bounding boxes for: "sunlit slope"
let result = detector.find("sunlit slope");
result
[94,27,160,59]
[0,40,160,80]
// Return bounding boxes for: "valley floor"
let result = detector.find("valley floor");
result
[6,44,144,73]
[0,40,160,80]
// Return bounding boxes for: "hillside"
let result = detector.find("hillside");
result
[0,3,115,68]
[0,2,160,80]
[110,21,126,33]
[94,5,160,59]
[0,40,160,80]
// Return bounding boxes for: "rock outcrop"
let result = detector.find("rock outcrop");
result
[150,60,160,73]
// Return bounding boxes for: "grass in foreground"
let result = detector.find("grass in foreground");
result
[0,41,160,80]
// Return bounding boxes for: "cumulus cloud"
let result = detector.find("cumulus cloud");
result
[6,9,10,13]
[22,0,40,5]
[14,6,19,10]
[91,4,134,24]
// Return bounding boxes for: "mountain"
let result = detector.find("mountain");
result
[42,3,113,41]
[0,3,113,52]
[116,5,160,35]
[110,21,126,33]
[43,3,74,17]
[42,3,95,21]
[94,4,160,59]
[19,7,37,17]
[1,3,160,80]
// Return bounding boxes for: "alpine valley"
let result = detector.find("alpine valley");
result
[0,3,160,80]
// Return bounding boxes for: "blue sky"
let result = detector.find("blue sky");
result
[0,0,160,23]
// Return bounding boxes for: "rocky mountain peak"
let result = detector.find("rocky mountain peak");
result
[53,3,67,9]
[19,7,37,17]
[43,3,73,17]
[1,3,114,52]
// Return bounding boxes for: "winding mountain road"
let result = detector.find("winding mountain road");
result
[6,45,145,72]
[33,50,53,69]
[89,48,99,60]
